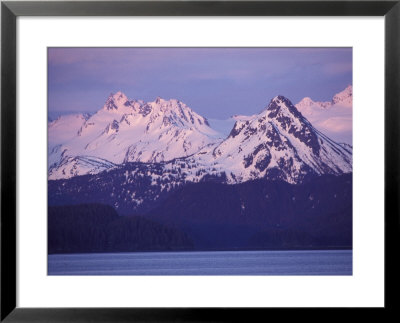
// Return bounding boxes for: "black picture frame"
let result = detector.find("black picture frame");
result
[1,0,399,321]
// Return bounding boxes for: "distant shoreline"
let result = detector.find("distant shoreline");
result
[48,247,352,256]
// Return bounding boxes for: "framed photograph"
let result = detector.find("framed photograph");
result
[1,0,399,321]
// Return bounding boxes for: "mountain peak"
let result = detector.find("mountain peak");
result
[153,97,183,107]
[271,95,290,103]
[344,84,352,91]
[266,95,299,116]
[104,91,129,111]
[108,91,128,103]
[297,97,315,107]
[331,85,352,106]
[155,96,163,104]
[268,95,295,107]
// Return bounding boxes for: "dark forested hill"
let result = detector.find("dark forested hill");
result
[48,204,193,254]
[48,173,352,253]
[146,173,352,250]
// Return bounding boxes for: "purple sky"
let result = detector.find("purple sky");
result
[48,48,352,119]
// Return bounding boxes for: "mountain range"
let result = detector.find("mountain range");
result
[48,92,221,179]
[48,87,353,251]
[49,86,352,184]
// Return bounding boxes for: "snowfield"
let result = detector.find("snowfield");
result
[295,85,352,144]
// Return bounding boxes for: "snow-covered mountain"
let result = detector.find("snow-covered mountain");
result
[49,90,352,184]
[208,85,353,143]
[48,92,222,179]
[295,85,352,144]
[160,95,352,185]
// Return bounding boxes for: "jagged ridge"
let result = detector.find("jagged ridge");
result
[49,92,222,179]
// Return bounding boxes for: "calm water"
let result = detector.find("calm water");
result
[48,250,352,275]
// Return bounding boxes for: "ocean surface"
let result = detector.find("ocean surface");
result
[48,250,352,275]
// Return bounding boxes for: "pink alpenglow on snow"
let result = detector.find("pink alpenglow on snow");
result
[48,93,223,179]
[49,88,352,184]
[295,85,352,144]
